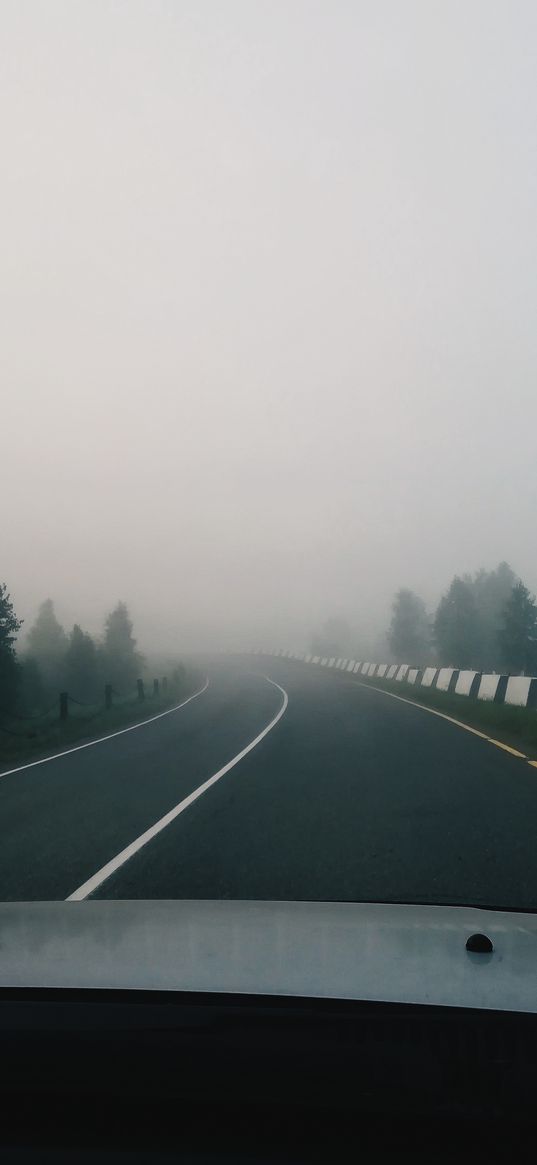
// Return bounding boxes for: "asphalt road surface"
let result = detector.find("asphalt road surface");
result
[1,657,537,908]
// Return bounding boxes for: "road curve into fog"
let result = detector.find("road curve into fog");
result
[1,657,537,909]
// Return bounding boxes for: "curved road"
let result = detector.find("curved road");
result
[1,657,537,908]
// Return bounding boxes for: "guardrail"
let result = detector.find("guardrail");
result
[249,651,537,710]
[0,676,171,737]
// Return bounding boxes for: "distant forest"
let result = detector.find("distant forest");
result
[312,563,537,675]
[0,587,149,716]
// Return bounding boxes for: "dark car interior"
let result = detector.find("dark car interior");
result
[1,988,536,1162]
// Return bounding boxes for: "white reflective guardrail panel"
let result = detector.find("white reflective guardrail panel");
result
[454,670,479,696]
[478,674,501,701]
[505,676,533,707]
[436,668,457,692]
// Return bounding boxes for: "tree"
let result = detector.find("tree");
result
[311,617,352,658]
[434,577,482,668]
[17,656,45,713]
[0,582,22,714]
[26,599,67,688]
[472,561,517,671]
[102,602,143,691]
[388,589,431,662]
[65,624,99,702]
[499,582,537,674]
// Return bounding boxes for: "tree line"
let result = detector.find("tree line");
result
[388,562,537,673]
[0,585,145,716]
[310,563,537,675]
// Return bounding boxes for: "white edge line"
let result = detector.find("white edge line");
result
[351,679,527,757]
[0,679,210,780]
[66,675,289,901]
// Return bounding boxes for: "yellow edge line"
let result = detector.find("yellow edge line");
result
[353,679,529,761]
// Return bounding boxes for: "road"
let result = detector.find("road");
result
[1,657,537,908]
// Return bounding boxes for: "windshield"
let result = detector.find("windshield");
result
[2,0,537,916]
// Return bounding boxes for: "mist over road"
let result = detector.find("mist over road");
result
[1,658,536,910]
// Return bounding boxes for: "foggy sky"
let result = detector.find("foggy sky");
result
[3,1,537,654]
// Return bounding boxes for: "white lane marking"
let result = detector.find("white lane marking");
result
[66,675,288,901]
[349,679,527,757]
[0,679,210,780]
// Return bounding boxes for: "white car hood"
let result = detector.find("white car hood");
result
[0,899,536,1013]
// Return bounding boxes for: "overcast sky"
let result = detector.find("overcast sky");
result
[3,0,537,653]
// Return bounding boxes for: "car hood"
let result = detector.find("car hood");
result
[0,899,536,1013]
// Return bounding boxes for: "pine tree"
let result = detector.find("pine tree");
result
[499,582,537,674]
[65,624,99,702]
[0,582,22,714]
[26,599,67,688]
[434,577,482,668]
[472,562,517,671]
[102,602,143,691]
[388,589,430,662]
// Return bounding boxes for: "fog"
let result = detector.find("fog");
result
[3,1,537,656]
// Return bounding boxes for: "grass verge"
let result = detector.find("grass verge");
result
[346,672,537,760]
[0,670,205,772]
